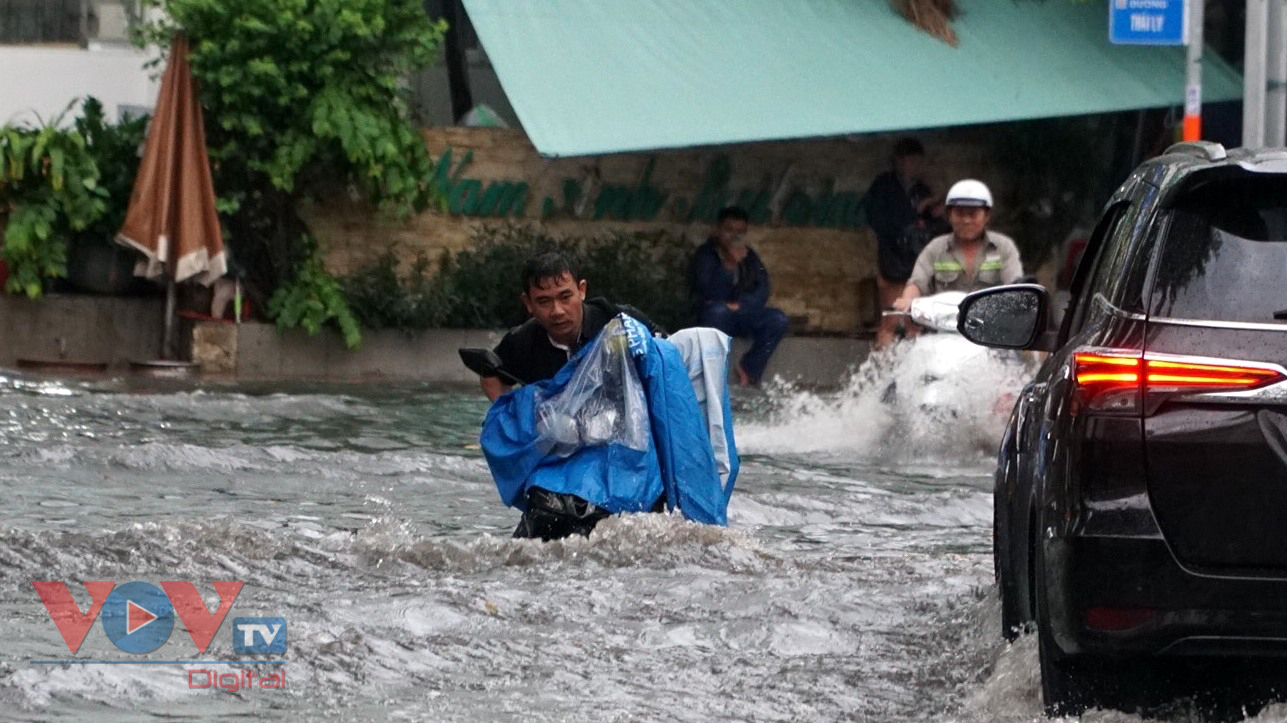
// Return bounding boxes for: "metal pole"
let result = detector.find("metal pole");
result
[1268,0,1287,145]
[1246,0,1269,147]
[1182,0,1204,141]
[162,275,176,360]
[1131,109,1148,168]
[78,0,90,47]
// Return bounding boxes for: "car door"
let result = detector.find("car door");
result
[1003,201,1131,622]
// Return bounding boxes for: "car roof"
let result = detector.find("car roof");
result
[1126,143,1287,207]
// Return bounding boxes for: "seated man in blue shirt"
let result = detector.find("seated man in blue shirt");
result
[690,206,789,386]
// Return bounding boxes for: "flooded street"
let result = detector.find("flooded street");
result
[0,355,1283,722]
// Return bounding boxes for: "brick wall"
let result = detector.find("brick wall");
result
[306,126,1011,334]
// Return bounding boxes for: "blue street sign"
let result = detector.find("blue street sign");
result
[1109,0,1187,46]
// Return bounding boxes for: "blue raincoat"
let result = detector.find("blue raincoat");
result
[481,315,736,525]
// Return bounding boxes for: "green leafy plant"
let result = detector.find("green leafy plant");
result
[577,229,691,333]
[434,224,578,329]
[0,102,108,298]
[442,224,693,331]
[341,225,694,333]
[267,235,362,349]
[71,98,149,249]
[341,248,450,332]
[136,0,448,345]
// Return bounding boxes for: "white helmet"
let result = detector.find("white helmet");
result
[945,179,993,209]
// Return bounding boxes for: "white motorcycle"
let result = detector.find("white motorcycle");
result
[881,292,1036,452]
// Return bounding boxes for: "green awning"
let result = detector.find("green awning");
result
[461,0,1243,158]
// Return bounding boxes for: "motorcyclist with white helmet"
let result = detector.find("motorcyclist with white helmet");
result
[892,179,1024,313]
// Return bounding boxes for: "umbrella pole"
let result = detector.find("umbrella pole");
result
[162,275,177,361]
[129,273,197,377]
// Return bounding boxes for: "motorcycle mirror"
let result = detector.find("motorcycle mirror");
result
[458,348,521,385]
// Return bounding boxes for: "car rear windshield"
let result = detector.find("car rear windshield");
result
[1150,176,1287,324]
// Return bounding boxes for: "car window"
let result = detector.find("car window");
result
[1105,182,1161,314]
[1150,177,1287,324]
[1062,203,1128,340]
[1086,208,1136,305]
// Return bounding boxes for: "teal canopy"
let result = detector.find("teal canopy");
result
[461,0,1243,158]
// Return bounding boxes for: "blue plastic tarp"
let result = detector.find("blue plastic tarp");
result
[481,315,735,525]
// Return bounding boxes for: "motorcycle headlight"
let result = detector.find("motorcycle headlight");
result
[924,301,960,332]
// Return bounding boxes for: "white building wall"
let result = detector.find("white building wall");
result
[0,45,158,126]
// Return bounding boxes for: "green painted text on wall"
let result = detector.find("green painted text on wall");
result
[434,149,867,229]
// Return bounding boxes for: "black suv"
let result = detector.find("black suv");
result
[957,142,1287,716]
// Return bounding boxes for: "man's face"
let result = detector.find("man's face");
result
[895,153,923,180]
[715,217,749,254]
[522,272,587,344]
[948,206,990,242]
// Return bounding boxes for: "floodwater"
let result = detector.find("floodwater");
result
[0,344,1283,722]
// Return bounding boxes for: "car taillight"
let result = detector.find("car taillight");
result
[1073,351,1143,414]
[1145,358,1284,390]
[1072,349,1286,415]
[1086,606,1156,632]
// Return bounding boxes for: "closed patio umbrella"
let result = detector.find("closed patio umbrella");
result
[116,34,225,361]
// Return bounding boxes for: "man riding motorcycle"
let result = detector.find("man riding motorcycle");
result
[882,180,1031,447]
[892,179,1025,315]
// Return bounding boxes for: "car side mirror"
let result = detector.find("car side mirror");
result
[957,284,1050,350]
[458,348,521,385]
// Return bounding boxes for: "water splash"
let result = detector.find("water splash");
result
[367,513,779,575]
[16,378,1260,721]
[740,336,1036,463]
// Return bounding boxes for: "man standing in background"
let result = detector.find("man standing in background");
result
[866,138,946,348]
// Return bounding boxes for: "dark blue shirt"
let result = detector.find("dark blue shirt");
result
[690,238,770,314]
[866,170,938,282]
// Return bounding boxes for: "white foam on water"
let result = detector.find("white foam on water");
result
[6,381,1287,721]
[740,336,1036,463]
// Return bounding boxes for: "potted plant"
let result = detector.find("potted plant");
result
[0,101,108,298]
[64,97,150,294]
[0,207,9,288]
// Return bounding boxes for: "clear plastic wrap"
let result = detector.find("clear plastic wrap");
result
[532,317,650,458]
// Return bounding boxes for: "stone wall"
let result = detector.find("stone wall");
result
[0,293,163,370]
[191,321,869,387]
[305,126,1013,334]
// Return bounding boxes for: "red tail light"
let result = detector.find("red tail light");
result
[1145,358,1284,390]
[1073,350,1286,415]
[1086,606,1156,632]
[1073,351,1143,414]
